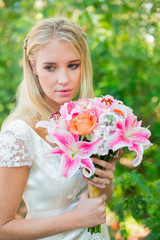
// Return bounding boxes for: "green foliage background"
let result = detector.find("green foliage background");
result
[0,0,160,239]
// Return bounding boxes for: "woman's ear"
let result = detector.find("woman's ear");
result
[30,60,38,75]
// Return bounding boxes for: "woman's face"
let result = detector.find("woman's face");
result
[33,39,81,112]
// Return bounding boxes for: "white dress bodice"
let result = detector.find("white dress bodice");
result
[0,120,110,240]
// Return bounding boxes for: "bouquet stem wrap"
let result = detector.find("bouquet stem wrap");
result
[88,184,101,234]
[88,184,100,198]
[87,150,119,234]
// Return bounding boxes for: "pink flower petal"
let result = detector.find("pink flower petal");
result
[45,147,64,158]
[46,135,56,143]
[52,129,76,155]
[73,134,79,143]
[131,128,151,144]
[36,121,51,129]
[77,138,102,158]
[81,158,95,178]
[67,101,75,114]
[143,142,153,149]
[61,154,80,179]
[59,102,69,118]
[125,109,134,132]
[129,143,144,166]
[109,130,131,152]
[116,120,124,131]
[135,120,142,127]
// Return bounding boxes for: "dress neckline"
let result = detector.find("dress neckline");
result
[15,119,54,149]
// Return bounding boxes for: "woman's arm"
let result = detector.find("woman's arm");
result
[0,166,107,240]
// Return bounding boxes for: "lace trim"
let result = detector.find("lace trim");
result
[81,232,107,240]
[0,125,33,167]
[67,170,86,201]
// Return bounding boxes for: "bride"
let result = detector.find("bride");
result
[0,17,122,240]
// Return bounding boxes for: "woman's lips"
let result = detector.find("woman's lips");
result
[56,89,72,96]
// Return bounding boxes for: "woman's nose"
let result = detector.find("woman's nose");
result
[58,69,69,85]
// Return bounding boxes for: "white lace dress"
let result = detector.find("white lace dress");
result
[0,120,110,240]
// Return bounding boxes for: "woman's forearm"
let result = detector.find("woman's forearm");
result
[0,210,80,240]
[0,190,108,240]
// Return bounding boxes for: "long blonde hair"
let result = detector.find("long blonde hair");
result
[2,17,95,128]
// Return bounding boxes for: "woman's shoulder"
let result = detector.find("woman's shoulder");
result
[1,118,36,134]
[2,119,28,129]
[0,120,33,168]
[0,119,34,146]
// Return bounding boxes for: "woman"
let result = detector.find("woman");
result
[0,17,121,240]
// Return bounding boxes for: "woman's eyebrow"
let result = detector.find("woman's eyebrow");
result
[43,62,56,65]
[69,59,81,63]
[43,59,81,65]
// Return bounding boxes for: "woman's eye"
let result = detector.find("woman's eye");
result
[68,64,80,69]
[44,66,55,71]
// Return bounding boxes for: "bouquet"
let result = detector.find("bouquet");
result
[36,95,152,235]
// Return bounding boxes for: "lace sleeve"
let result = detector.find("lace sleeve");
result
[0,124,33,168]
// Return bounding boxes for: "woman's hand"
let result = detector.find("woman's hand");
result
[82,150,123,189]
[74,191,107,228]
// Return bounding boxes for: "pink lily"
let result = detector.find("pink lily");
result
[36,105,73,141]
[46,128,102,179]
[59,101,75,122]
[109,108,152,166]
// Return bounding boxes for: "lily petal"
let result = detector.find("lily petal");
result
[131,128,151,144]
[46,135,56,143]
[61,154,80,179]
[124,109,134,132]
[52,129,76,155]
[77,138,102,158]
[81,158,95,178]
[129,143,144,166]
[135,120,142,127]
[109,130,131,152]
[143,142,153,149]
[59,102,73,129]
[36,121,52,129]
[45,147,64,158]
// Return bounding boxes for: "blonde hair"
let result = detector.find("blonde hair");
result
[2,17,94,128]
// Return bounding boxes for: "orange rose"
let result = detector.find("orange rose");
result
[68,112,97,135]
